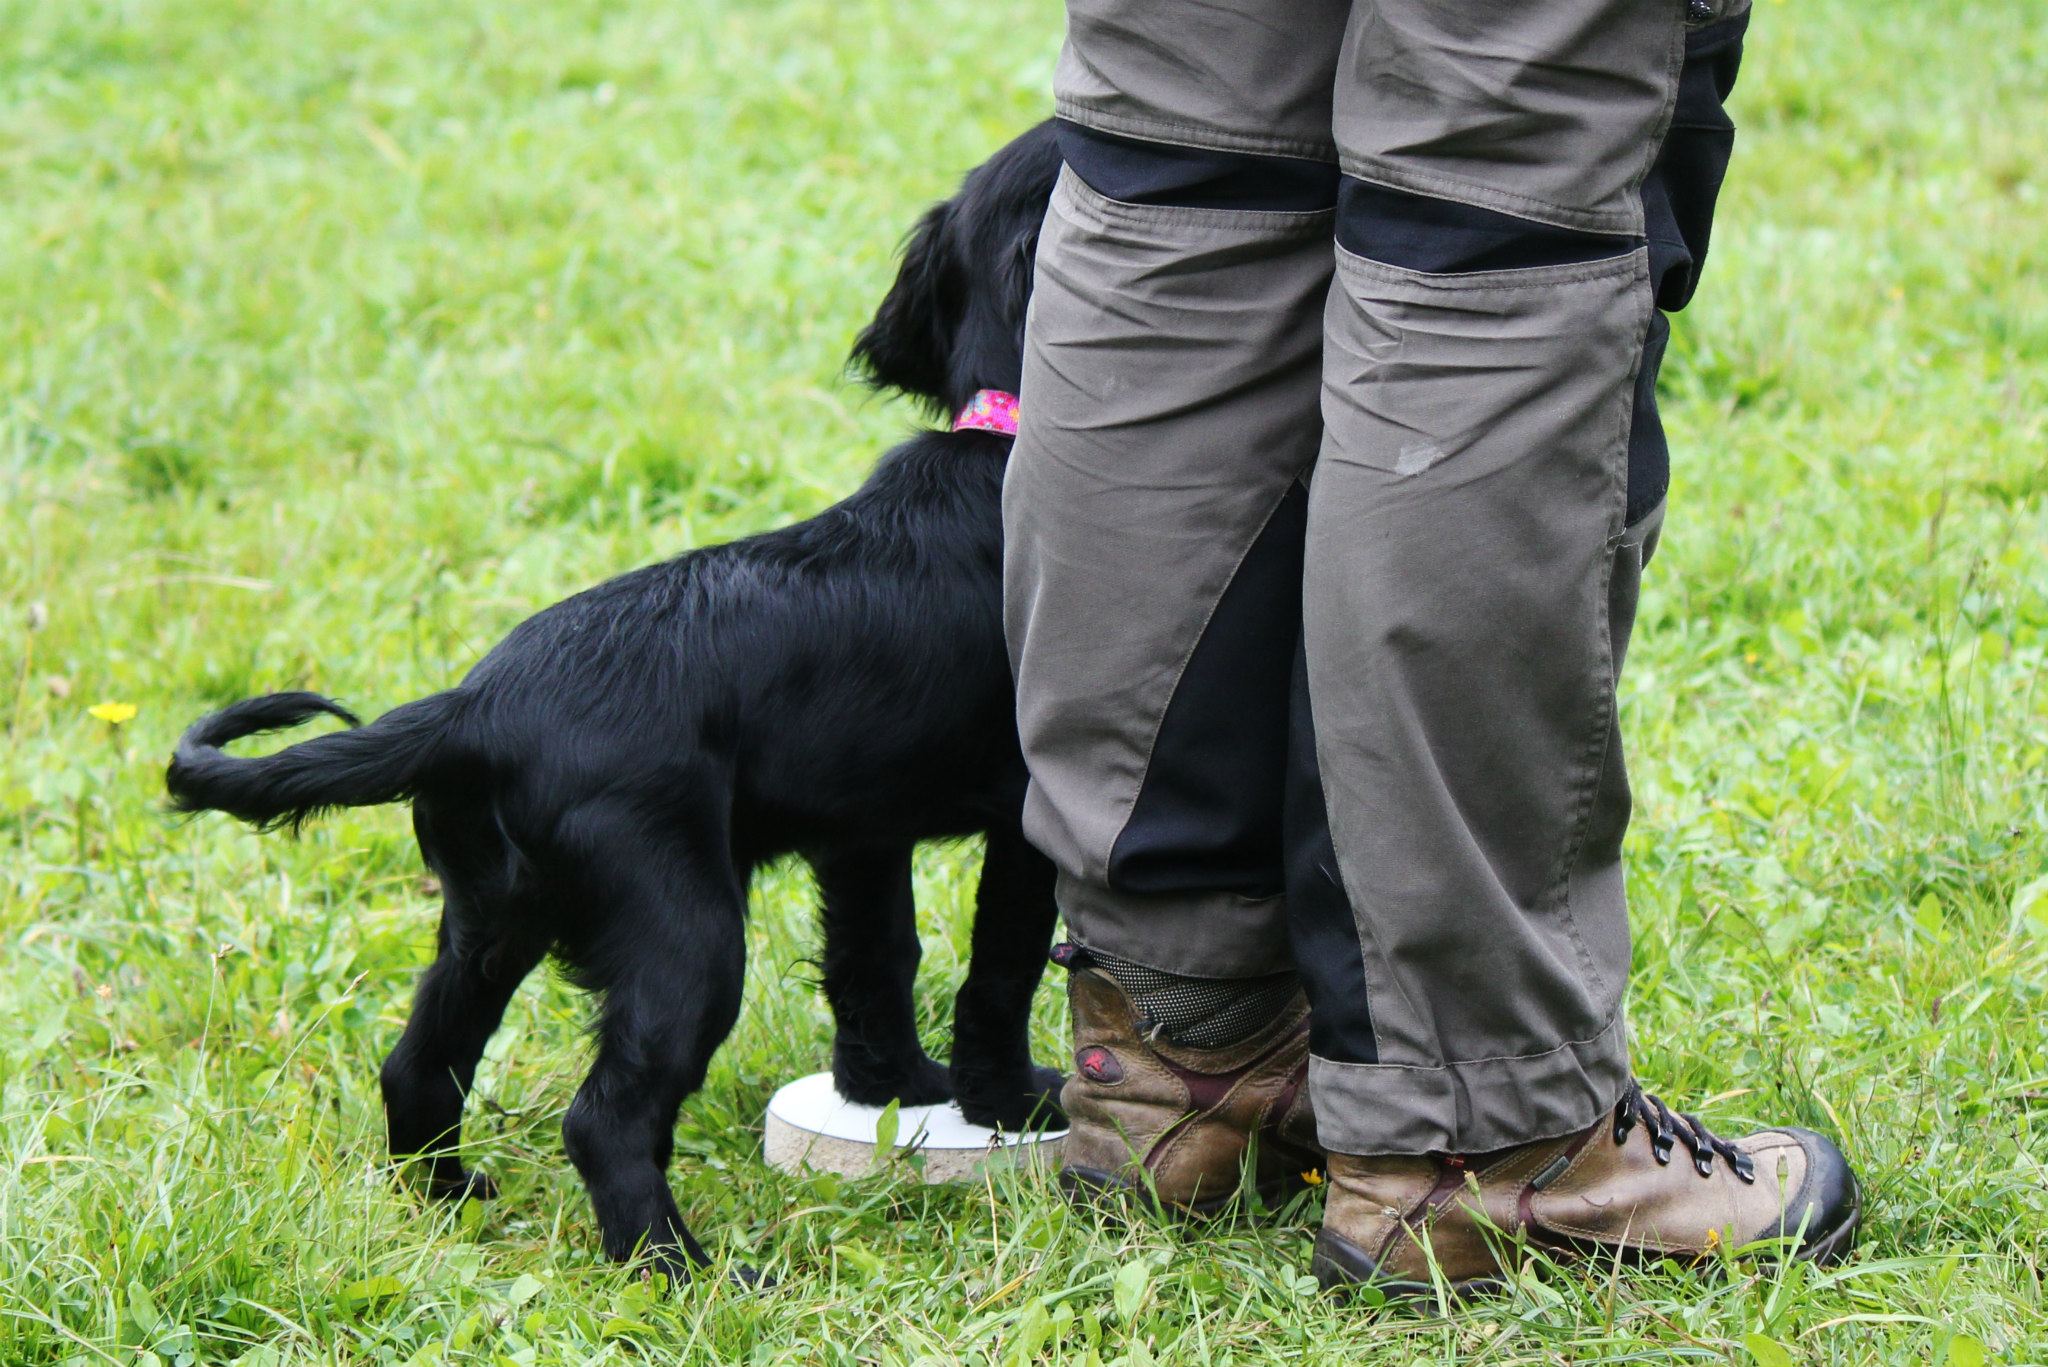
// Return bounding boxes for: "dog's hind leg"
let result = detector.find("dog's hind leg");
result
[380,893,545,1202]
[559,844,747,1286]
[949,826,1066,1132]
[813,844,952,1107]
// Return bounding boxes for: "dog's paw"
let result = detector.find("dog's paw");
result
[834,1052,954,1108]
[727,1262,776,1291]
[643,1249,771,1294]
[895,1054,956,1107]
[1020,1065,1068,1130]
[954,1065,1068,1133]
[420,1167,499,1203]
[642,1250,698,1293]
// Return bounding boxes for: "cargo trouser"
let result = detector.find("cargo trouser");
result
[1004,0,1750,1155]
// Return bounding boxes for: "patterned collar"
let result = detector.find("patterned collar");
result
[952,388,1020,437]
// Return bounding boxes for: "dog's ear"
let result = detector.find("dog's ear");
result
[999,221,1042,344]
[850,200,956,408]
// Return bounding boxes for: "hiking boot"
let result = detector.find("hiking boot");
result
[1313,1079,1860,1296]
[1053,943,1321,1216]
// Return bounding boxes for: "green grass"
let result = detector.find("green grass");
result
[2,0,2045,1360]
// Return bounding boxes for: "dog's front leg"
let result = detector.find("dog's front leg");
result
[950,826,1066,1131]
[815,844,952,1107]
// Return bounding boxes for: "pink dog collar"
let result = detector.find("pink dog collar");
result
[952,388,1020,437]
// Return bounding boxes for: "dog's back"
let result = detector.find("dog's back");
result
[456,427,1023,856]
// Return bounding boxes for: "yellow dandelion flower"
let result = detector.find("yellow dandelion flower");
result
[1301,1168,1325,1187]
[87,701,138,725]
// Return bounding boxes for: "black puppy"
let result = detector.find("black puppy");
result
[167,122,1065,1283]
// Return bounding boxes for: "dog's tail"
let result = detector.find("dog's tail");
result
[167,690,466,832]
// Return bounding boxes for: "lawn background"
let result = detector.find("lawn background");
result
[2,0,2045,1362]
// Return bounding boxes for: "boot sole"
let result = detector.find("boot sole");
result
[1309,1229,1505,1301]
[1060,1164,1308,1222]
[1311,1187,1865,1299]
[1797,1189,1863,1268]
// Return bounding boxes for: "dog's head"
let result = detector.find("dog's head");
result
[851,120,1062,418]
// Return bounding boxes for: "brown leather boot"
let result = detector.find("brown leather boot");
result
[1313,1079,1860,1296]
[1054,944,1321,1216]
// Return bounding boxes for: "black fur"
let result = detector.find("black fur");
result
[167,122,1065,1285]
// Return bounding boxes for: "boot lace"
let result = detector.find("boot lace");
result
[1613,1079,1756,1183]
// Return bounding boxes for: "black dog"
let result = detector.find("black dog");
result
[167,122,1065,1283]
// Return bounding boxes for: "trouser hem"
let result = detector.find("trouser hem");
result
[1058,874,1295,979]
[1308,1012,1631,1156]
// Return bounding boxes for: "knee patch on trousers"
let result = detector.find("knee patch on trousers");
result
[1334,177,1641,276]
[1336,178,1672,526]
[1056,119,1338,212]
[1106,483,1307,898]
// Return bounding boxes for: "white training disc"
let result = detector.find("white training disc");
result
[763,1072,1066,1183]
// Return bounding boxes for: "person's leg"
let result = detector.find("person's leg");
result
[1296,0,1859,1288]
[1299,0,1683,1159]
[1004,0,1346,1207]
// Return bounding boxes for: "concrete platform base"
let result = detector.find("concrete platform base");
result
[762,1072,1066,1183]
